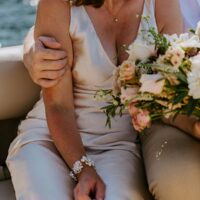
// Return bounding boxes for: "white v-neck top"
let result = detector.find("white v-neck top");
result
[9,0,157,154]
[180,0,200,30]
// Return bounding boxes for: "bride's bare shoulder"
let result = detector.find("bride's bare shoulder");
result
[37,0,70,19]
[35,0,73,65]
[155,0,183,34]
[35,0,71,35]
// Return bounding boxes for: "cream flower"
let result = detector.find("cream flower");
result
[139,74,165,95]
[195,21,200,38]
[188,71,200,99]
[164,33,190,46]
[119,60,136,81]
[179,35,200,48]
[170,54,183,68]
[127,38,156,61]
[120,86,139,104]
[164,34,179,45]
[189,54,200,71]
[164,46,185,68]
[166,46,185,59]
[188,54,200,99]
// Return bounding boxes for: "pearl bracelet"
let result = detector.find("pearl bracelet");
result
[69,155,95,181]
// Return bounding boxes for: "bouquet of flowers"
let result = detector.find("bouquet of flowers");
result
[96,18,200,133]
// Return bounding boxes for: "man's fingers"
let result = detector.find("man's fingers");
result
[37,78,60,88]
[38,36,61,49]
[95,181,105,200]
[41,68,66,80]
[40,58,68,71]
[39,48,67,60]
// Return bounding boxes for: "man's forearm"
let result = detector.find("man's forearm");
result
[23,26,35,70]
[164,114,197,135]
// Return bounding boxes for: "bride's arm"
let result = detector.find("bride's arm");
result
[35,0,86,169]
[34,3,105,199]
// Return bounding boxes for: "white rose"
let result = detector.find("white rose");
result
[188,70,200,99]
[195,21,200,38]
[139,74,165,95]
[190,54,200,71]
[188,54,200,99]
[164,33,190,45]
[164,34,179,45]
[178,35,200,48]
[127,38,156,61]
[179,33,191,41]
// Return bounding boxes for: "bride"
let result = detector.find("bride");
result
[7,0,200,200]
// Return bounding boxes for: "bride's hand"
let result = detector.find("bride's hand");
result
[74,167,106,200]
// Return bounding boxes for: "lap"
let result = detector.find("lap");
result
[6,140,74,200]
[89,149,153,200]
[7,140,153,200]
[141,122,200,200]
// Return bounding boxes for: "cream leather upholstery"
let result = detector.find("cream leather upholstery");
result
[0,180,16,200]
[0,45,40,200]
[0,45,40,120]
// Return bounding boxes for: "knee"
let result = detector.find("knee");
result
[105,183,151,200]
[149,169,200,200]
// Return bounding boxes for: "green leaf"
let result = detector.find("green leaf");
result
[172,92,188,104]
[176,72,188,84]
[184,98,198,115]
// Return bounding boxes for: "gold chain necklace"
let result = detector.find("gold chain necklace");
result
[104,2,125,23]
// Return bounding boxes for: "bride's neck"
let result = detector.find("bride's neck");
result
[104,0,125,13]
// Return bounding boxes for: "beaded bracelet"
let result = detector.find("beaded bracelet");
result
[69,155,95,181]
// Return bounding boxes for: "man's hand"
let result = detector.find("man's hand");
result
[74,167,106,200]
[162,115,200,140]
[192,121,200,140]
[23,35,68,88]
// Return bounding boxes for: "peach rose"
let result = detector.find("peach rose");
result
[119,60,135,81]
[128,104,151,132]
